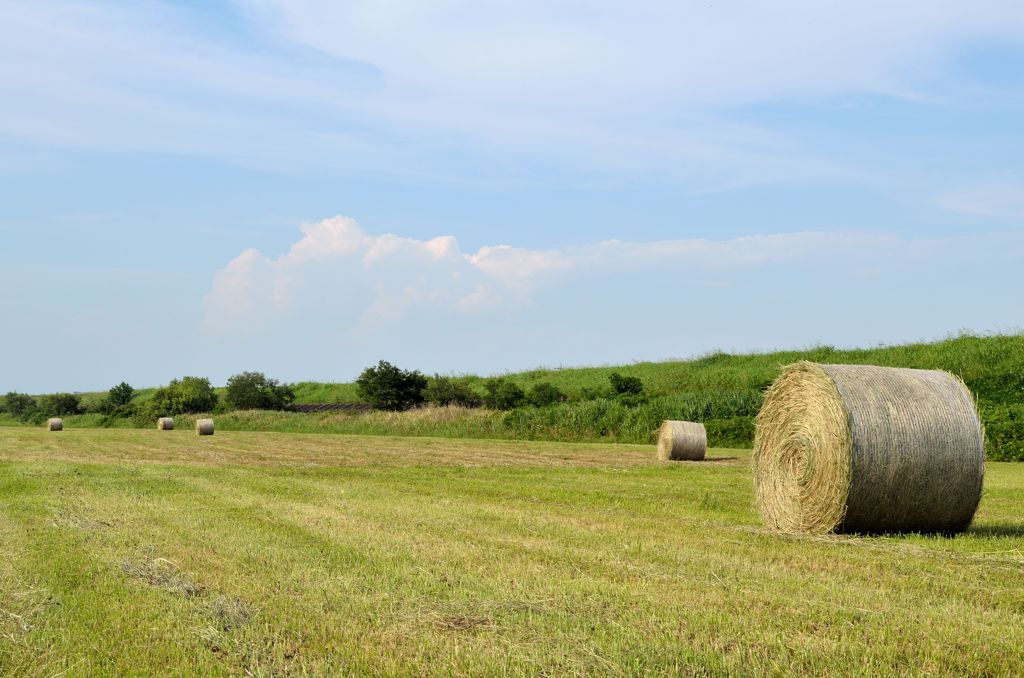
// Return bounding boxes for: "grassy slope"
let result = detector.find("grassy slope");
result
[298,333,1024,402]
[0,427,1022,675]
[60,333,1024,404]
[14,334,1023,456]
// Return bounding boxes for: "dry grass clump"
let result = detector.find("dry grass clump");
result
[195,419,215,436]
[47,418,63,432]
[656,421,706,461]
[753,362,985,535]
[157,417,174,431]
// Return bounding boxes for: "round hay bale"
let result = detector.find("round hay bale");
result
[753,362,985,535]
[47,418,63,432]
[656,420,707,461]
[157,417,174,431]
[195,418,214,436]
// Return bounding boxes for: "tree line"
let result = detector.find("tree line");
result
[1,362,648,423]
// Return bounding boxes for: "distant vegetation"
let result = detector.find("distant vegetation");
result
[2,333,1022,458]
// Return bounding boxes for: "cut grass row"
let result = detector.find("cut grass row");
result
[0,427,1022,675]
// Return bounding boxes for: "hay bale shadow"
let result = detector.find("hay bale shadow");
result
[967,523,1024,538]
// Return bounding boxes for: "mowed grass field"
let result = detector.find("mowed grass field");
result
[1,429,1023,676]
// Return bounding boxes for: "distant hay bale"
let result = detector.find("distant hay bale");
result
[753,362,985,535]
[656,420,707,461]
[47,418,63,432]
[157,417,174,431]
[195,418,214,436]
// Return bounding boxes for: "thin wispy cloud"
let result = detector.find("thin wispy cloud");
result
[3,0,1023,188]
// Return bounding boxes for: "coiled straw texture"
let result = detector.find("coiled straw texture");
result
[753,362,984,535]
[157,417,174,431]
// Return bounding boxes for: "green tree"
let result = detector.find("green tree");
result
[609,372,644,396]
[99,382,137,415]
[38,393,82,417]
[225,371,295,410]
[355,361,428,411]
[424,376,482,408]
[147,376,219,416]
[2,392,37,420]
[527,382,565,407]
[108,382,136,408]
[483,378,526,410]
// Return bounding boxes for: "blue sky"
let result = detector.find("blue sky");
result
[1,0,1023,392]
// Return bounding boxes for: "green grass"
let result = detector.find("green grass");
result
[13,333,1024,457]
[1,427,1023,675]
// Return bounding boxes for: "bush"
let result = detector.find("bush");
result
[225,371,295,410]
[146,376,219,416]
[356,361,428,411]
[609,372,644,396]
[982,403,1024,461]
[483,378,526,410]
[424,376,482,408]
[38,393,82,417]
[2,392,37,420]
[98,382,137,416]
[527,382,565,407]
[704,416,756,448]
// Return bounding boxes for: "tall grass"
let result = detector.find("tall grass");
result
[11,333,1024,458]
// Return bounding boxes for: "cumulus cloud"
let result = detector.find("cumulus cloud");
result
[203,215,915,336]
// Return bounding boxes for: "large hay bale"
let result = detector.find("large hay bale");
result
[47,418,63,432]
[753,362,984,535]
[656,421,707,461]
[157,417,174,431]
[195,418,214,436]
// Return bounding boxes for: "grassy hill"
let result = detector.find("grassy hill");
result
[6,333,1024,458]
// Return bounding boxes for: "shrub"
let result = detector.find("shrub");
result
[3,392,37,419]
[146,376,219,416]
[38,393,82,417]
[527,382,565,407]
[99,382,137,416]
[225,371,295,410]
[483,378,526,410]
[424,376,482,408]
[982,403,1024,461]
[356,361,428,411]
[609,372,644,396]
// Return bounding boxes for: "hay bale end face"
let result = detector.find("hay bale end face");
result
[47,418,63,432]
[157,417,174,431]
[753,362,985,535]
[657,420,707,461]
[195,418,214,436]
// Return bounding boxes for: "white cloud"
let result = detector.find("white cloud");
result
[3,1,1024,187]
[202,215,919,337]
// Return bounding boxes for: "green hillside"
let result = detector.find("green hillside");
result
[5,333,1023,458]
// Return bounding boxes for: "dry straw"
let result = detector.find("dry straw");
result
[656,420,707,461]
[195,418,214,436]
[47,418,63,432]
[753,362,985,535]
[157,417,174,431]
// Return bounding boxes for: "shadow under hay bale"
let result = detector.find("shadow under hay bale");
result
[753,362,984,535]
[47,418,63,432]
[157,417,174,431]
[195,418,214,436]
[656,420,706,461]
